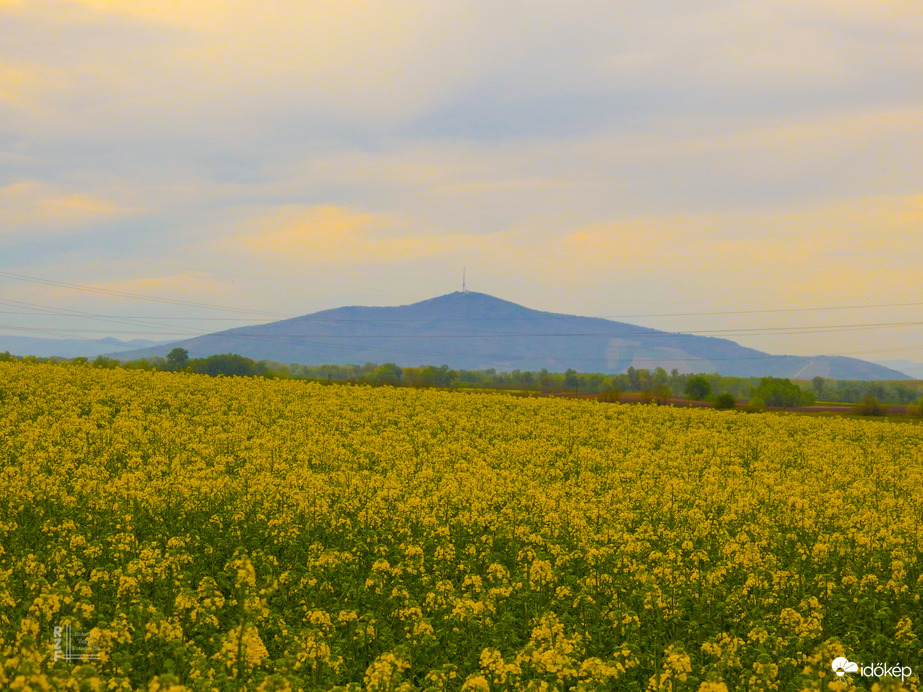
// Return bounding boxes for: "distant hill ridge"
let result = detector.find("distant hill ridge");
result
[0,335,168,359]
[107,291,910,380]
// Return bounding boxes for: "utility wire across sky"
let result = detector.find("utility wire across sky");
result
[1,270,920,363]
[1,270,920,322]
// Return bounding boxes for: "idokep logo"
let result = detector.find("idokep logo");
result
[832,657,913,682]
[832,657,858,677]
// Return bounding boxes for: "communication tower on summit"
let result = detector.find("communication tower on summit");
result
[462,267,468,293]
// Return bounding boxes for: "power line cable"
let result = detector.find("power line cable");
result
[0,298,214,338]
[1,272,920,363]
[1,263,920,322]
[0,235,426,296]
[25,319,916,338]
[0,271,291,318]
[3,322,920,364]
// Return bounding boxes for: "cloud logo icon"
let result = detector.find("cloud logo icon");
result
[832,657,859,677]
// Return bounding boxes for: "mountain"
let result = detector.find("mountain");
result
[0,335,170,359]
[107,292,910,380]
[871,359,923,379]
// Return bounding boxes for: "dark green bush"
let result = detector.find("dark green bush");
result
[714,392,736,410]
[851,395,887,417]
[597,388,621,403]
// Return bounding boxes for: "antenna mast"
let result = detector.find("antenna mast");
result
[462,267,467,293]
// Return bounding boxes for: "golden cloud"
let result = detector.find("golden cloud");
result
[0,62,65,114]
[28,0,485,125]
[434,178,574,196]
[222,205,478,265]
[793,0,923,23]
[0,269,235,313]
[0,181,123,229]
[86,271,229,297]
[509,193,922,300]
[673,107,923,158]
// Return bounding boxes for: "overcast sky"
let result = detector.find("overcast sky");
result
[1,0,921,362]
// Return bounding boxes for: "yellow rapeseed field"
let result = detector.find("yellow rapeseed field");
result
[1,361,921,691]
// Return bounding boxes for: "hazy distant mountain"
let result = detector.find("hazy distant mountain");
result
[0,335,169,359]
[109,292,909,380]
[871,359,923,379]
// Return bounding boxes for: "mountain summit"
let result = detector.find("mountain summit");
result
[109,292,909,380]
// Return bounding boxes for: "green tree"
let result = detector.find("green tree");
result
[811,376,826,399]
[166,347,189,371]
[685,376,712,401]
[538,369,553,392]
[372,363,403,386]
[194,353,255,377]
[651,383,671,404]
[434,364,456,387]
[405,366,434,388]
[751,377,814,407]
[652,367,669,388]
[891,383,918,405]
[92,355,119,369]
[626,367,641,391]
